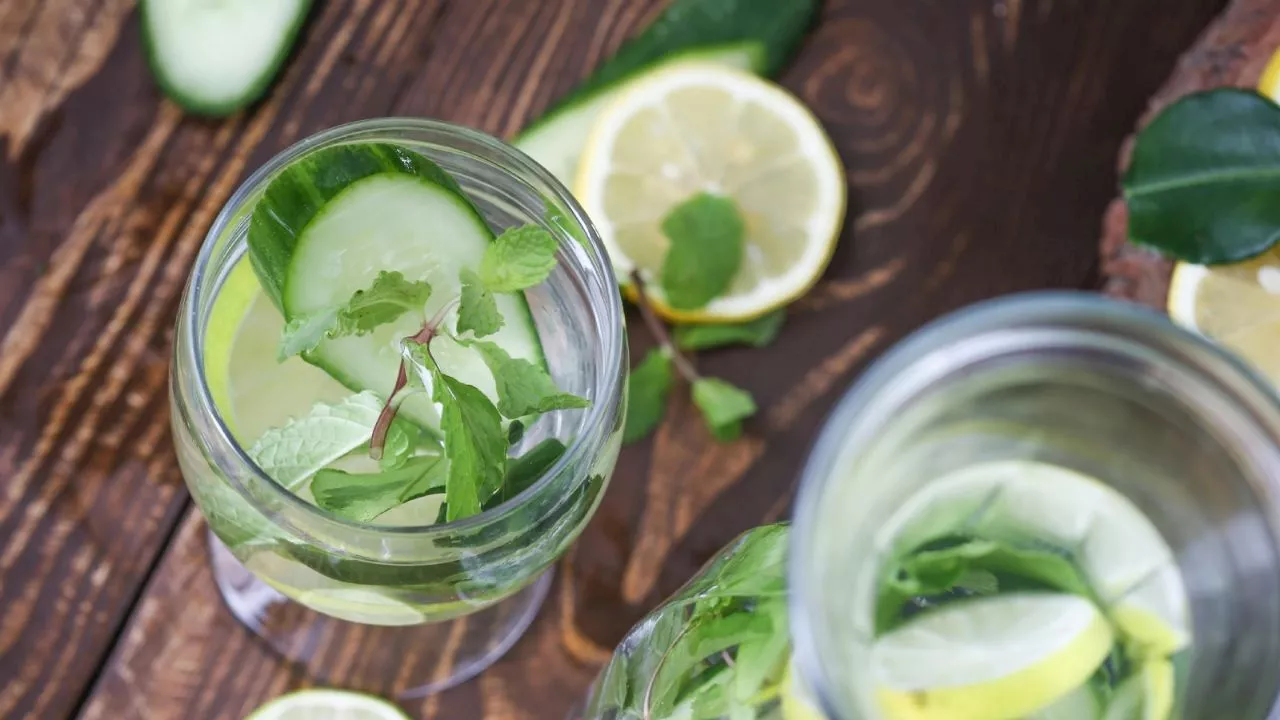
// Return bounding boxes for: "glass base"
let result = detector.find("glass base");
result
[207,529,551,697]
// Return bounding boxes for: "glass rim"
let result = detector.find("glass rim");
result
[786,290,1280,716]
[180,116,625,538]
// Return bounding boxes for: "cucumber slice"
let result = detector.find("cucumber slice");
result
[247,144,543,433]
[514,0,820,183]
[516,44,760,185]
[141,0,311,117]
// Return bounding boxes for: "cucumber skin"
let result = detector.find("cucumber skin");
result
[140,0,313,117]
[517,0,820,139]
[248,143,471,312]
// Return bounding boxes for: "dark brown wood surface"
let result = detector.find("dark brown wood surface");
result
[0,0,1227,718]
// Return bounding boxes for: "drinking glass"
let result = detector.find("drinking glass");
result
[170,119,626,697]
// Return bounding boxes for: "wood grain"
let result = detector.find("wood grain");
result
[0,0,1227,718]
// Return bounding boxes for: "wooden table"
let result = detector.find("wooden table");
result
[0,0,1227,718]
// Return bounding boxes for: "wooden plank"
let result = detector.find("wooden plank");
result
[0,0,1228,718]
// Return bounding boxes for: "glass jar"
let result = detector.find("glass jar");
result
[790,292,1280,718]
[170,118,626,697]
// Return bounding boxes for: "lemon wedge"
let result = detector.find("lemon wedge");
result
[872,592,1114,720]
[575,61,846,322]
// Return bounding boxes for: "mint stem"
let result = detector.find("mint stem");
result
[630,270,700,383]
[369,299,457,458]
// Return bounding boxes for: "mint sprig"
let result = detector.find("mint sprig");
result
[673,311,785,351]
[254,224,588,526]
[278,271,432,360]
[660,193,744,311]
[624,271,757,444]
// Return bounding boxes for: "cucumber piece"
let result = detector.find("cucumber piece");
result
[514,0,820,183]
[247,144,544,434]
[516,44,760,185]
[141,0,311,116]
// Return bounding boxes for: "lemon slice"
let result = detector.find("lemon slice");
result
[1166,247,1280,383]
[872,592,1114,720]
[575,61,846,322]
[206,257,350,441]
[1164,46,1280,383]
[245,689,409,720]
[244,551,427,626]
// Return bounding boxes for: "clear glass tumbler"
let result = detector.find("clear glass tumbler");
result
[790,292,1280,718]
[170,119,626,697]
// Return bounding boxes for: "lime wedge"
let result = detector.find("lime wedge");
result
[1102,659,1175,720]
[245,689,408,720]
[872,592,1114,720]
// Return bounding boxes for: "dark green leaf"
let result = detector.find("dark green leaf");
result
[673,311,785,351]
[479,225,559,292]
[660,193,744,310]
[407,342,507,521]
[484,438,568,510]
[456,268,503,337]
[1123,88,1280,264]
[623,348,674,444]
[507,419,525,445]
[691,378,756,441]
[311,455,446,522]
[470,340,589,418]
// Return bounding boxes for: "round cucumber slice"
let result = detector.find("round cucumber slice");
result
[141,0,311,116]
[247,143,544,435]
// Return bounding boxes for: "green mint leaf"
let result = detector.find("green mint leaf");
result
[479,225,558,292]
[691,378,756,442]
[277,310,339,361]
[311,455,446,522]
[469,340,590,418]
[1123,88,1280,264]
[623,348,674,444]
[484,438,568,510]
[407,342,506,521]
[276,271,431,360]
[456,268,504,337]
[334,270,432,333]
[875,535,1090,632]
[378,418,424,470]
[732,599,789,706]
[248,391,383,491]
[660,193,744,310]
[674,311,785,351]
[506,419,526,445]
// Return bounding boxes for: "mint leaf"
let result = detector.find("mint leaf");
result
[311,454,446,522]
[674,311,785,351]
[484,438,568,510]
[876,535,1091,632]
[278,310,339,360]
[507,419,525,445]
[335,270,432,333]
[691,378,756,441]
[660,193,744,310]
[732,599,789,706]
[378,419,423,470]
[479,225,558,292]
[469,340,589,418]
[1123,89,1280,264]
[407,342,506,521]
[277,271,431,360]
[248,392,383,491]
[623,349,673,444]
[456,268,503,337]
